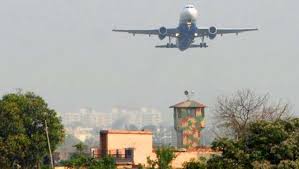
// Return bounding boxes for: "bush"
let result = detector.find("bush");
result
[183,157,207,169]
[147,146,176,169]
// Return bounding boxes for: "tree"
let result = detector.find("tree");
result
[213,89,290,139]
[61,142,116,169]
[183,157,207,169]
[0,91,64,169]
[56,134,81,156]
[73,142,88,155]
[251,160,272,169]
[146,146,176,169]
[207,118,299,169]
[277,160,299,169]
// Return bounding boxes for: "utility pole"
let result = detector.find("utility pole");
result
[45,120,54,169]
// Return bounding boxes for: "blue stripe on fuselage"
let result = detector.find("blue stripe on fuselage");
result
[177,23,198,51]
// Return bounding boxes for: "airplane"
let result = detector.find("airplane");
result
[113,4,258,51]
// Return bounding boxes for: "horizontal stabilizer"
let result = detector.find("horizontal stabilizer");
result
[189,44,208,48]
[155,44,177,48]
[155,44,207,48]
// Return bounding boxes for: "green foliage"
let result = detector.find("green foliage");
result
[73,142,88,155]
[146,156,157,169]
[0,91,64,168]
[251,161,272,169]
[61,154,116,169]
[56,134,80,153]
[277,160,299,169]
[137,163,146,169]
[61,143,116,169]
[183,157,207,169]
[147,146,176,169]
[207,118,299,169]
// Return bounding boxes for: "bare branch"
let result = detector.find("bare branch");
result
[212,89,291,139]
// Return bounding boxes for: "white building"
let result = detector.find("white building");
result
[111,106,162,129]
[60,112,81,126]
[96,113,112,129]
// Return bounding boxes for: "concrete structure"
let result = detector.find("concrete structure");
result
[170,99,206,149]
[100,130,154,166]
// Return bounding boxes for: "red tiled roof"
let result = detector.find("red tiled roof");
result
[170,100,206,108]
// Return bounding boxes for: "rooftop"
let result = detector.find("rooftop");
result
[170,99,206,108]
[100,130,152,135]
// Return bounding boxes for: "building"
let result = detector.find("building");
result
[100,130,154,167]
[95,112,112,129]
[96,130,217,169]
[60,112,81,126]
[79,108,99,127]
[170,99,206,149]
[111,106,162,129]
[141,107,162,127]
[73,127,93,142]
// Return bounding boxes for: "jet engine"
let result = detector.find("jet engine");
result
[158,27,167,40]
[208,26,217,39]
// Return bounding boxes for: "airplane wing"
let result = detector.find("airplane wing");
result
[112,28,179,37]
[197,28,258,36]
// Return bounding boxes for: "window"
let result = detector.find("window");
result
[177,108,182,118]
[125,149,133,159]
[190,109,196,117]
[202,108,205,117]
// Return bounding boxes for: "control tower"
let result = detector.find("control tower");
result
[170,91,206,149]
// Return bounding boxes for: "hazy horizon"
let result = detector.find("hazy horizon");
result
[1,0,298,122]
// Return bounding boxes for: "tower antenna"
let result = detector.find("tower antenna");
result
[184,90,195,100]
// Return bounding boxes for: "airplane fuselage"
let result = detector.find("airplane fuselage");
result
[176,5,199,51]
[176,23,198,51]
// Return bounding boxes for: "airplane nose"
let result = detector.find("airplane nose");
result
[180,8,198,23]
[179,5,198,24]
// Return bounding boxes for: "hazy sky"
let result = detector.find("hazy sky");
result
[0,0,298,121]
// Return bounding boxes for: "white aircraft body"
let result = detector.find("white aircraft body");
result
[113,5,258,51]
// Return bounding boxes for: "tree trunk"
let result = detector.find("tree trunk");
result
[37,160,41,169]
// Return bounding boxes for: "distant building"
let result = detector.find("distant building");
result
[79,108,99,127]
[142,107,162,127]
[60,112,81,126]
[73,127,93,142]
[111,106,162,129]
[170,99,206,149]
[95,113,112,129]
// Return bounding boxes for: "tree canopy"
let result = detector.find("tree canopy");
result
[0,91,64,169]
[207,118,299,169]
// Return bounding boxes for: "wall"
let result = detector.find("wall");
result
[174,108,205,148]
[172,151,219,168]
[106,132,153,165]
[147,149,219,169]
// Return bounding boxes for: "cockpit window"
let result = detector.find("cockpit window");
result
[186,6,194,9]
